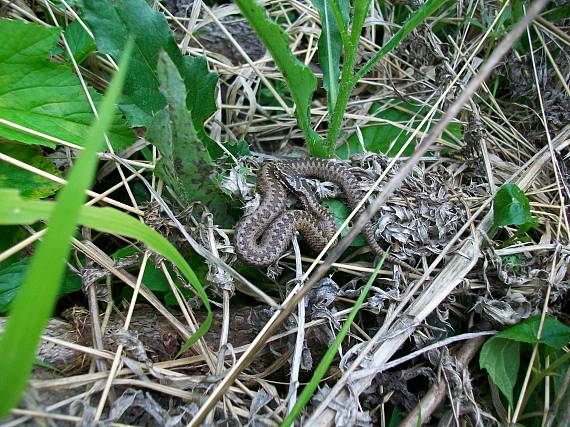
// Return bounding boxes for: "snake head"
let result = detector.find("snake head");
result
[272,163,306,192]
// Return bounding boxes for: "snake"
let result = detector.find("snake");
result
[234,158,416,271]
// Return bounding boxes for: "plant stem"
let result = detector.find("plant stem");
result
[325,50,357,157]
[325,0,374,157]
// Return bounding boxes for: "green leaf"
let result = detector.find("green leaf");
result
[0,142,62,199]
[494,184,532,227]
[82,0,221,156]
[0,19,133,150]
[336,100,462,158]
[479,337,520,407]
[0,260,29,314]
[82,0,175,126]
[320,199,366,247]
[0,259,81,314]
[64,20,96,64]
[0,226,28,269]
[146,52,231,227]
[0,42,133,416]
[113,247,173,293]
[235,0,324,156]
[498,315,570,349]
[312,0,349,114]
[183,56,219,151]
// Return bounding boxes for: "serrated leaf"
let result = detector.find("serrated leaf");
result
[336,100,463,158]
[312,0,349,114]
[498,315,570,349]
[0,19,133,150]
[0,142,61,199]
[146,52,231,227]
[235,0,323,155]
[183,56,219,150]
[494,184,532,227]
[480,337,520,406]
[64,20,96,63]
[82,0,221,156]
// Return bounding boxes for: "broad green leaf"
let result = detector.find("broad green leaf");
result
[498,315,570,349]
[0,226,28,269]
[336,101,462,158]
[541,4,570,21]
[0,142,62,199]
[479,337,520,407]
[0,19,133,150]
[235,0,324,156]
[312,0,349,114]
[0,259,81,313]
[146,52,231,227]
[494,184,532,227]
[0,43,132,416]
[321,199,366,247]
[0,260,28,314]
[183,56,219,151]
[82,0,221,156]
[64,20,96,64]
[82,0,178,126]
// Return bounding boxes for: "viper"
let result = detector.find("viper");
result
[234,158,416,271]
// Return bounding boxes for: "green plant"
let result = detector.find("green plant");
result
[492,183,538,247]
[235,0,447,158]
[479,315,570,422]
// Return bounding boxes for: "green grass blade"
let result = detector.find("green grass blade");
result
[0,40,133,417]
[353,0,446,83]
[235,0,325,156]
[281,250,389,427]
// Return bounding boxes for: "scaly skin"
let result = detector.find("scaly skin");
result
[234,159,417,272]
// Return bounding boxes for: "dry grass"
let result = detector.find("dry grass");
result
[1,0,569,426]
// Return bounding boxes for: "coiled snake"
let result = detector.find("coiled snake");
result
[235,158,416,271]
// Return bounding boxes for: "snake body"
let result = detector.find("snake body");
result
[234,158,389,268]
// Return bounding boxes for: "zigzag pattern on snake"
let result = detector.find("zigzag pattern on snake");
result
[235,158,415,270]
